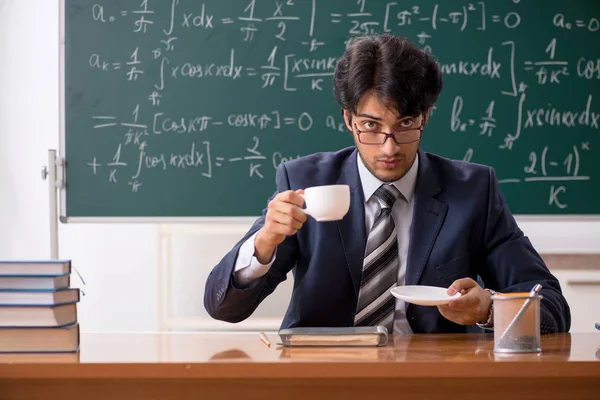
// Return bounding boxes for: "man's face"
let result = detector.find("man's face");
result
[344,92,425,182]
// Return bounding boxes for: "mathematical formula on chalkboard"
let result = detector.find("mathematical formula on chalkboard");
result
[62,0,599,216]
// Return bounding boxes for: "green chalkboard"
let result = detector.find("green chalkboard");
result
[60,0,600,219]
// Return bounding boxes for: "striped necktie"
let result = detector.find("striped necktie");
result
[354,184,401,332]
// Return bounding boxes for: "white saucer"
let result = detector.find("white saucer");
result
[390,285,461,306]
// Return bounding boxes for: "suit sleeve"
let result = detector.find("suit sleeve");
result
[232,231,277,287]
[478,167,571,333]
[203,162,300,323]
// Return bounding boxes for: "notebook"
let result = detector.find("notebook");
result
[0,323,79,353]
[278,326,388,347]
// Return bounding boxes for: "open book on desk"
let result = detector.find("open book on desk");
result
[278,326,388,347]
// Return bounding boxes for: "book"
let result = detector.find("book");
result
[0,260,71,276]
[0,288,80,306]
[0,323,79,353]
[0,303,77,327]
[0,352,80,363]
[278,326,388,347]
[279,346,393,361]
[0,274,70,290]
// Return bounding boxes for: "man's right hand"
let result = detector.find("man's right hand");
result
[254,189,307,264]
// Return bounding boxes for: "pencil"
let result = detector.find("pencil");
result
[259,332,271,347]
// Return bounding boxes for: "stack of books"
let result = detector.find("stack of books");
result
[0,260,80,353]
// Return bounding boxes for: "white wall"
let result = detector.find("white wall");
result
[0,0,598,333]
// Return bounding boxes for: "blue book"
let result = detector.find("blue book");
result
[0,323,79,353]
[0,303,77,327]
[0,288,80,306]
[0,274,70,291]
[0,260,71,277]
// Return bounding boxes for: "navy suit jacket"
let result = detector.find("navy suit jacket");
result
[204,147,571,333]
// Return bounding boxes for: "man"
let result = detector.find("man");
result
[204,34,570,334]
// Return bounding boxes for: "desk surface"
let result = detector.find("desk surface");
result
[0,332,599,380]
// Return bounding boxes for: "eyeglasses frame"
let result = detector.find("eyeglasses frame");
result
[353,120,425,145]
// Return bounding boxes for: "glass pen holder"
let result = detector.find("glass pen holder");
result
[492,292,543,353]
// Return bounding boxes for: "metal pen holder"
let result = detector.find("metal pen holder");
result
[492,293,543,353]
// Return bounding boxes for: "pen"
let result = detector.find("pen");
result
[259,332,271,347]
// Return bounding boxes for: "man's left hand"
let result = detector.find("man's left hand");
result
[437,278,492,325]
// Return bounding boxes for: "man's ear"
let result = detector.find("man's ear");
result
[343,109,352,132]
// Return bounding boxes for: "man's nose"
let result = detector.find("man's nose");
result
[381,135,400,155]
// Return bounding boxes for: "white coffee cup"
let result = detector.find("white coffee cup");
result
[300,184,350,222]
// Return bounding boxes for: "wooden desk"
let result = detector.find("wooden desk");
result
[0,333,598,400]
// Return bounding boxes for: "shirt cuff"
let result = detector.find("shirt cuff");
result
[233,232,276,286]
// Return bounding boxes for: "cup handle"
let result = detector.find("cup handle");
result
[299,194,312,217]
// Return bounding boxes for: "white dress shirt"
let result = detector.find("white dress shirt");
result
[233,153,419,334]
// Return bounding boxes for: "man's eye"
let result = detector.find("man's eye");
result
[363,121,378,130]
[399,119,415,128]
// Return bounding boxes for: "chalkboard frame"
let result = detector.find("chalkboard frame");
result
[57,0,599,222]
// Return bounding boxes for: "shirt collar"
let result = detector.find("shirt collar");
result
[357,151,419,204]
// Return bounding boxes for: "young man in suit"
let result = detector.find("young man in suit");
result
[204,34,570,334]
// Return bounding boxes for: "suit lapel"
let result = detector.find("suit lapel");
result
[336,149,366,297]
[335,149,448,298]
[405,149,448,287]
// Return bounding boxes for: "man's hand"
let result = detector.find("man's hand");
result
[437,278,492,326]
[254,189,307,264]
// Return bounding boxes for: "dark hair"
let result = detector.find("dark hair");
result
[333,34,442,119]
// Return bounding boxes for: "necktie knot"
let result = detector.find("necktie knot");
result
[374,184,401,209]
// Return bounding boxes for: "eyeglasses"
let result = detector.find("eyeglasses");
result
[354,121,424,145]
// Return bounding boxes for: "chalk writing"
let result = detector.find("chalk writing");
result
[68,0,598,215]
